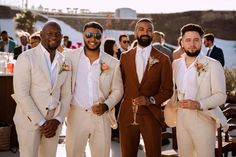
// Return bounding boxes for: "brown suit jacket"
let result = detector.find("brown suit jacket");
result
[119,47,173,127]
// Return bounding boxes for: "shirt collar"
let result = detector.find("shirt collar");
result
[40,43,63,61]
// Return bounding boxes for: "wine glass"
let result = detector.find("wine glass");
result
[130,99,139,125]
[177,90,185,101]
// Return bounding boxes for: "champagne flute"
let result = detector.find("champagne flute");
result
[131,99,139,125]
[177,90,185,101]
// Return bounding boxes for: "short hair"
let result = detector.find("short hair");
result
[63,35,69,39]
[180,23,204,38]
[119,34,128,42]
[104,38,116,56]
[204,33,214,43]
[135,18,154,31]
[83,21,103,33]
[1,30,8,35]
[30,32,41,41]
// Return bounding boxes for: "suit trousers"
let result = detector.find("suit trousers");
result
[176,108,216,157]
[120,114,162,157]
[15,116,62,157]
[66,105,111,157]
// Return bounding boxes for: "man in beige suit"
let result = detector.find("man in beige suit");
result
[65,21,123,157]
[173,23,228,157]
[12,21,72,157]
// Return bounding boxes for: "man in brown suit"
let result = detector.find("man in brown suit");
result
[119,18,173,157]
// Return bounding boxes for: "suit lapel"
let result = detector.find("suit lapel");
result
[141,48,160,85]
[71,50,82,93]
[130,48,140,86]
[37,46,51,85]
[196,54,209,93]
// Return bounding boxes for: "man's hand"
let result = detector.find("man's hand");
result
[178,99,201,110]
[132,96,151,106]
[92,103,109,116]
[40,119,60,138]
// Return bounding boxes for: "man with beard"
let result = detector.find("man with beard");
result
[173,23,227,157]
[12,21,72,157]
[119,18,173,157]
[65,21,123,157]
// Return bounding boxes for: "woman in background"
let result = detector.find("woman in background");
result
[104,38,120,59]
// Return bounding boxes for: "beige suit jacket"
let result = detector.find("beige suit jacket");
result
[173,53,228,131]
[65,48,124,127]
[13,44,72,130]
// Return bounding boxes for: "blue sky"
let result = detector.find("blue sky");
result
[2,0,236,13]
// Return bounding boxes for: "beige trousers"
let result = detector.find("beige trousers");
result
[176,108,216,157]
[16,109,62,157]
[66,105,111,157]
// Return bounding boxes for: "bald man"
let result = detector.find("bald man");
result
[12,21,72,157]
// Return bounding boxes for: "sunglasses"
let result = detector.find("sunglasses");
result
[122,40,130,44]
[85,32,102,40]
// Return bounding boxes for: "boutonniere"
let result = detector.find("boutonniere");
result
[59,60,70,74]
[195,61,208,76]
[148,56,159,71]
[100,62,109,75]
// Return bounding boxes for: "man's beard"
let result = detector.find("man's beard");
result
[185,49,201,57]
[137,35,152,47]
[84,42,101,51]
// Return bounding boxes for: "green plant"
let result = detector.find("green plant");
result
[14,10,36,34]
[224,67,236,94]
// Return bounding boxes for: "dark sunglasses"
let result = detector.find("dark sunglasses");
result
[122,40,130,44]
[85,32,102,40]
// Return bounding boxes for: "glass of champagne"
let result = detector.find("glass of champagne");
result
[177,90,185,101]
[131,99,139,125]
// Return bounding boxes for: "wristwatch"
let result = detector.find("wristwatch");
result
[149,96,156,104]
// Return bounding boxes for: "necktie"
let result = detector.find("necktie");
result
[206,49,211,56]
[136,50,145,83]
[23,46,26,51]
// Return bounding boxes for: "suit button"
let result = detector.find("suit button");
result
[46,107,49,110]
[50,93,52,95]
[85,109,88,112]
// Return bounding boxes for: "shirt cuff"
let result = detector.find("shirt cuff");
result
[38,119,46,126]
[55,117,63,124]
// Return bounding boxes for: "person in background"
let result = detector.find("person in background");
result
[12,21,72,157]
[65,21,123,157]
[30,32,41,48]
[14,32,31,59]
[119,18,173,157]
[104,38,119,59]
[203,33,225,67]
[152,31,173,62]
[0,30,16,53]
[159,31,175,52]
[173,23,227,157]
[119,34,129,53]
[173,36,185,60]
[62,35,72,49]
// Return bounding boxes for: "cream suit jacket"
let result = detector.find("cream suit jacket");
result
[12,44,72,130]
[65,48,124,127]
[173,53,228,131]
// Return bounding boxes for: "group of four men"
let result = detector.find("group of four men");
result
[13,18,227,157]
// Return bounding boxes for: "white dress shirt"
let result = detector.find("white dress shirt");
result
[72,50,101,109]
[175,56,198,101]
[135,45,152,83]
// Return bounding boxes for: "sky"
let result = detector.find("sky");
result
[2,0,236,13]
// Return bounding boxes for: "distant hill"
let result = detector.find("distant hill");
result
[1,5,236,45]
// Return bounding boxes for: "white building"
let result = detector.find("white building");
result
[115,8,137,19]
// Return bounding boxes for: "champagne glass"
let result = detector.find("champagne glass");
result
[131,99,139,125]
[177,90,185,101]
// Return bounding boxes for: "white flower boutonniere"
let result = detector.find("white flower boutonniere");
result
[100,62,109,75]
[148,56,159,71]
[59,60,71,74]
[195,61,208,76]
